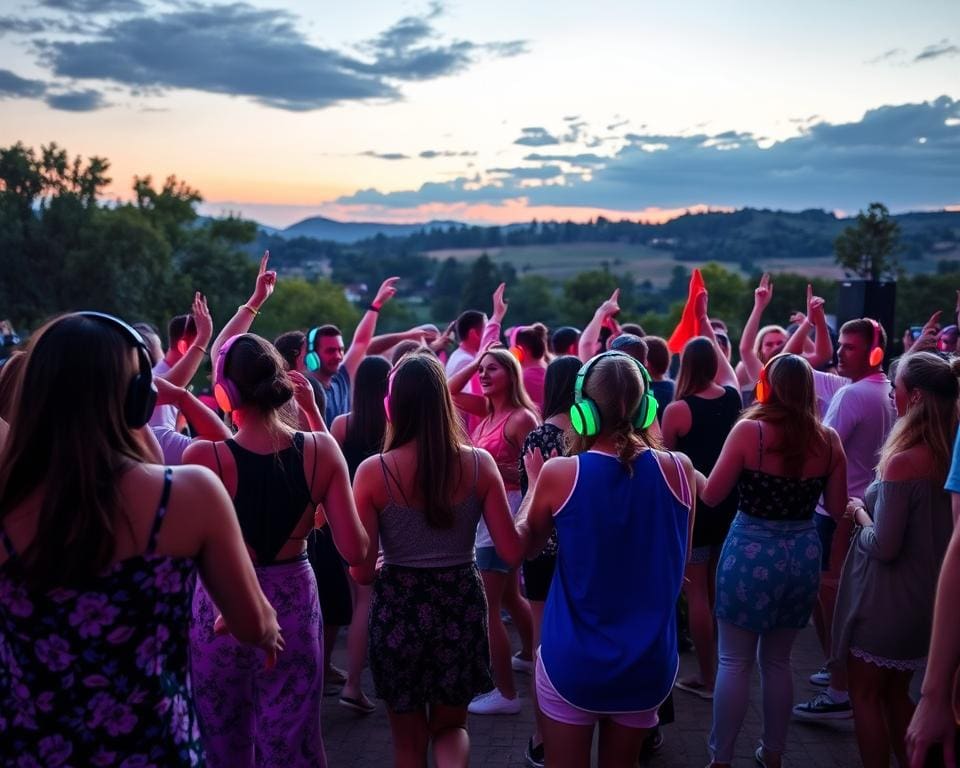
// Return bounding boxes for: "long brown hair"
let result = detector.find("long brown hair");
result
[477,348,540,418]
[740,353,829,474]
[385,353,468,528]
[0,314,151,590]
[567,353,662,473]
[675,336,718,400]
[878,352,960,481]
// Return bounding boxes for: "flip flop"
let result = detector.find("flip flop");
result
[674,678,714,700]
[339,694,376,715]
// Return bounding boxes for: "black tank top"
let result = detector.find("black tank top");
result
[216,432,314,565]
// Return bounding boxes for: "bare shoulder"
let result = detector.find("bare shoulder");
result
[507,408,539,437]
[881,446,930,483]
[182,438,217,468]
[330,414,347,445]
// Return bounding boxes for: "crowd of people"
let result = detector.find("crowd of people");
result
[1,256,959,768]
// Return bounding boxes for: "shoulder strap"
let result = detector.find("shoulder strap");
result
[472,447,481,489]
[668,452,691,508]
[379,454,398,505]
[146,467,174,555]
[756,421,764,470]
[212,442,224,479]
[309,433,320,505]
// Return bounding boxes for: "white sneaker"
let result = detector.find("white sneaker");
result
[468,689,522,715]
[808,666,830,687]
[511,652,535,674]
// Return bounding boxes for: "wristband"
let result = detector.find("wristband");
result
[368,303,381,313]
[190,344,209,355]
[240,304,259,317]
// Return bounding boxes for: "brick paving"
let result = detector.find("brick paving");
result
[322,623,860,767]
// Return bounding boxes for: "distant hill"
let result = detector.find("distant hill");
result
[276,216,464,243]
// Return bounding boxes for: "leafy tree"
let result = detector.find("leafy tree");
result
[506,276,559,326]
[255,278,360,341]
[563,270,619,326]
[834,202,902,281]
[431,257,467,320]
[460,254,508,312]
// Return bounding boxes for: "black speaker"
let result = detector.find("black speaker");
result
[836,279,896,349]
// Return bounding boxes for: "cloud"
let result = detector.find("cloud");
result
[0,18,50,35]
[514,127,560,147]
[488,165,564,180]
[419,149,477,158]
[914,39,959,62]
[866,47,904,64]
[335,96,960,213]
[44,88,106,110]
[0,69,46,98]
[360,150,410,160]
[16,2,525,112]
[523,152,607,166]
[40,0,145,11]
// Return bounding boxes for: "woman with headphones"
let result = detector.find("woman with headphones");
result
[701,354,847,768]
[519,351,696,768]
[0,312,283,766]
[184,333,368,767]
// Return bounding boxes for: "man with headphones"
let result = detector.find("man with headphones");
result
[795,317,897,721]
[303,277,399,425]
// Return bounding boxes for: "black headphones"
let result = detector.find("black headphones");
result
[78,312,158,428]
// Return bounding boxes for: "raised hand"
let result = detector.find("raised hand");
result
[373,276,400,309]
[287,370,317,413]
[192,291,213,348]
[250,251,277,309]
[597,288,620,319]
[754,273,773,309]
[912,310,942,352]
[153,375,183,407]
[491,282,508,322]
[694,288,709,319]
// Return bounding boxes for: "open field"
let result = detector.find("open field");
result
[426,242,951,287]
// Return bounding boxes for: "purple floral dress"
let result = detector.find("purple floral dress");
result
[0,468,204,767]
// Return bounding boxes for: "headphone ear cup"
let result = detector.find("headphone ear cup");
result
[571,399,600,437]
[305,352,319,372]
[126,372,157,428]
[637,393,657,430]
[869,346,884,367]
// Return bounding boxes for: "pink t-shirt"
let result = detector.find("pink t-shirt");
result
[523,366,546,414]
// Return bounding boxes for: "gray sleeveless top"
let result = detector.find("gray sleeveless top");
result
[378,449,483,568]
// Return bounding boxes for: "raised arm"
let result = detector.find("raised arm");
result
[162,292,213,387]
[784,285,833,370]
[479,282,508,351]
[448,341,495,417]
[739,273,773,384]
[365,326,438,357]
[341,277,399,381]
[696,290,740,390]
[211,251,277,362]
[579,289,620,361]
[154,376,230,442]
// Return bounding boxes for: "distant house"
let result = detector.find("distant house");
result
[344,283,368,302]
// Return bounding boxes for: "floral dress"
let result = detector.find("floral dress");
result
[0,468,204,767]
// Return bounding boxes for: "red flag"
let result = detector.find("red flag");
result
[667,268,707,354]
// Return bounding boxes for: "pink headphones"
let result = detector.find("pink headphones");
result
[214,335,243,413]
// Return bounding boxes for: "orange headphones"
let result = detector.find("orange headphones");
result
[867,319,884,368]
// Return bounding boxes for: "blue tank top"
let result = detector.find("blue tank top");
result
[540,450,690,712]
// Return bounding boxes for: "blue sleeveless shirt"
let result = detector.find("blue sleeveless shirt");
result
[540,450,690,712]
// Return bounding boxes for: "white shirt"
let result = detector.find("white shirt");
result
[817,372,896,515]
[148,359,177,430]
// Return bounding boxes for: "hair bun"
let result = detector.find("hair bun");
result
[252,375,294,410]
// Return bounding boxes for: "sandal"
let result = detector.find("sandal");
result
[674,677,714,700]
[339,693,376,715]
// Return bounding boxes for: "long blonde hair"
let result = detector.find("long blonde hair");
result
[877,352,960,481]
[567,353,663,474]
[477,348,540,419]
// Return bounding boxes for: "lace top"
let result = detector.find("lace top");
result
[0,469,203,766]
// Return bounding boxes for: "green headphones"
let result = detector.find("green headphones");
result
[305,327,320,372]
[570,351,658,436]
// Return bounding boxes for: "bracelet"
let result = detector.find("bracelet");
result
[239,304,259,317]
[367,303,381,313]
[190,344,209,355]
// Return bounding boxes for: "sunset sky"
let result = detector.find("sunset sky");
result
[1,0,958,227]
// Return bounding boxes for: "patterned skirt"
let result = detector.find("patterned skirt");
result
[715,513,821,633]
[369,562,493,712]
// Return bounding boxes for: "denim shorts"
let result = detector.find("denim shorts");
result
[475,546,510,574]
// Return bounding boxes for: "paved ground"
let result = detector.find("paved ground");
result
[322,623,861,767]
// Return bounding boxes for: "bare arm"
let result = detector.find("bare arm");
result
[342,277,398,381]
[696,290,739,390]
[702,420,750,507]
[161,292,213,387]
[660,401,688,450]
[821,429,848,521]
[516,456,576,559]
[288,371,326,433]
[448,341,495,418]
[906,517,960,768]
[477,450,524,568]
[579,289,619,361]
[348,458,382,586]
[739,273,772,383]
[366,327,437,356]
[210,252,277,362]
[311,432,369,565]
[154,377,230,442]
